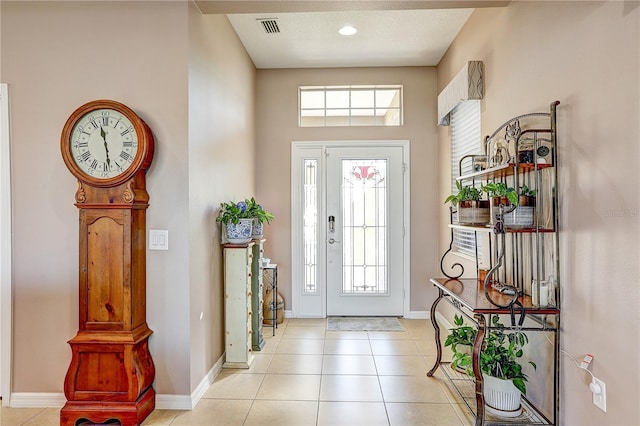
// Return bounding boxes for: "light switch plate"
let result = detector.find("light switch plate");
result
[149,230,169,250]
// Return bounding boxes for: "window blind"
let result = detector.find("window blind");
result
[450,100,482,258]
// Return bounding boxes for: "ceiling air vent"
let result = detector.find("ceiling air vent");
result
[257,18,280,34]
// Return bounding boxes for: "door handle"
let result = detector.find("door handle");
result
[328,238,340,244]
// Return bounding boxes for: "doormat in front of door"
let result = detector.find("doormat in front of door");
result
[326,317,405,332]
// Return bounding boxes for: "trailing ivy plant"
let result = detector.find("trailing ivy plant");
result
[445,314,477,352]
[446,314,477,374]
[245,197,275,224]
[482,182,519,206]
[480,316,537,395]
[445,181,484,206]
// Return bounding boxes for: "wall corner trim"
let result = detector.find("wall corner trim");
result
[184,354,224,409]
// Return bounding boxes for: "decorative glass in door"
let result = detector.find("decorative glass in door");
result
[303,159,318,294]
[341,159,388,295]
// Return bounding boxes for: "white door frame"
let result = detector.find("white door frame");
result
[0,83,12,405]
[291,140,410,318]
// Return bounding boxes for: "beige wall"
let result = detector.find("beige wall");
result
[255,67,441,313]
[4,3,638,424]
[437,2,639,425]
[2,0,191,395]
[2,0,256,398]
[187,7,256,390]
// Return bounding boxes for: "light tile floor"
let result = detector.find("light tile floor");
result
[1,318,472,426]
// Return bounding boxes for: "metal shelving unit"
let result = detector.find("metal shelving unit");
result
[439,362,551,425]
[262,263,278,336]
[429,102,561,425]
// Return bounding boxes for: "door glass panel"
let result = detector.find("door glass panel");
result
[303,159,318,293]
[341,159,387,294]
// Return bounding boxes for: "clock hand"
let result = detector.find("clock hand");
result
[101,127,111,169]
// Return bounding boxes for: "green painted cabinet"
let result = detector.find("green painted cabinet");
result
[251,239,266,350]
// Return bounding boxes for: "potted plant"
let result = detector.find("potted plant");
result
[245,197,275,239]
[445,314,476,373]
[445,181,489,225]
[449,316,537,418]
[216,200,253,244]
[482,182,518,207]
[518,184,536,207]
[482,182,534,228]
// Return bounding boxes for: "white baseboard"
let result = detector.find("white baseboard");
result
[9,392,66,408]
[183,354,224,409]
[10,391,194,411]
[9,355,226,411]
[286,311,431,319]
[9,391,197,411]
[435,310,454,330]
[155,393,193,411]
[156,353,224,410]
[407,310,430,319]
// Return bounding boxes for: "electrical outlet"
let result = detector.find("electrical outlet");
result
[592,377,606,412]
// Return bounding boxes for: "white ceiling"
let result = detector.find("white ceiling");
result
[195,1,510,69]
[226,9,475,69]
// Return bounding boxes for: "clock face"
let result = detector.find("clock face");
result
[69,108,139,180]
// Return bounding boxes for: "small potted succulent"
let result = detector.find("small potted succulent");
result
[518,184,536,207]
[216,200,253,244]
[245,197,275,239]
[445,181,490,225]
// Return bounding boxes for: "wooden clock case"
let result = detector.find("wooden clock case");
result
[59,100,156,426]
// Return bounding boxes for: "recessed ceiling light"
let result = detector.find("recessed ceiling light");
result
[338,25,358,36]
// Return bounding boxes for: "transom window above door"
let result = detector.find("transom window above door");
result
[299,85,403,127]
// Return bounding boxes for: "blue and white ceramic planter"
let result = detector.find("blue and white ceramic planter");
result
[252,220,264,239]
[226,219,253,244]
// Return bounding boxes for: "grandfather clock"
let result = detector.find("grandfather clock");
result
[59,100,156,425]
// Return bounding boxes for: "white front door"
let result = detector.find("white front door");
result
[291,141,409,318]
[325,146,404,316]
